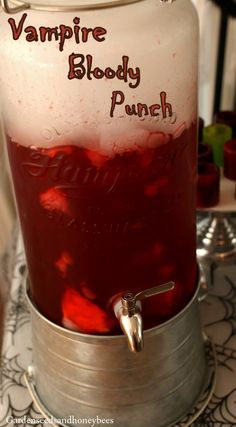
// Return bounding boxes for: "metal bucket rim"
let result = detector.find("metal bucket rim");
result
[25,268,200,342]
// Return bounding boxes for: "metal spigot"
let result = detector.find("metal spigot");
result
[113,282,175,353]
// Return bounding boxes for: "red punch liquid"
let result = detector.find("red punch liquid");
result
[7,123,197,334]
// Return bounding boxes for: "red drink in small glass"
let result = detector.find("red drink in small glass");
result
[7,123,197,334]
[198,143,213,163]
[197,162,220,208]
[224,139,236,181]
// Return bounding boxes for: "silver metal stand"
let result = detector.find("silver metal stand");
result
[197,212,236,287]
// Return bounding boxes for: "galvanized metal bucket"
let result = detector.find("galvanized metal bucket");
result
[25,283,206,427]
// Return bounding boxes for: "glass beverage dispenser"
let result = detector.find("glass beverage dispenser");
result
[0,1,204,426]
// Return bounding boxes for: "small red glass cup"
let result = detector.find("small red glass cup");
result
[198,143,213,163]
[215,111,236,138]
[224,139,236,181]
[197,162,220,208]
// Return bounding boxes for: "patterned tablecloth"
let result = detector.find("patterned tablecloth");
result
[1,234,236,427]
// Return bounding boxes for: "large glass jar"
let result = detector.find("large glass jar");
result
[0,0,199,334]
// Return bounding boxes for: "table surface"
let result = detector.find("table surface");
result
[1,235,236,427]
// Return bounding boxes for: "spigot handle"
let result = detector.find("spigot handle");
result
[134,281,175,303]
[122,281,175,315]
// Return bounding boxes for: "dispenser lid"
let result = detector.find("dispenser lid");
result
[3,0,143,13]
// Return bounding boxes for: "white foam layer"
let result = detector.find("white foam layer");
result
[0,0,198,155]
